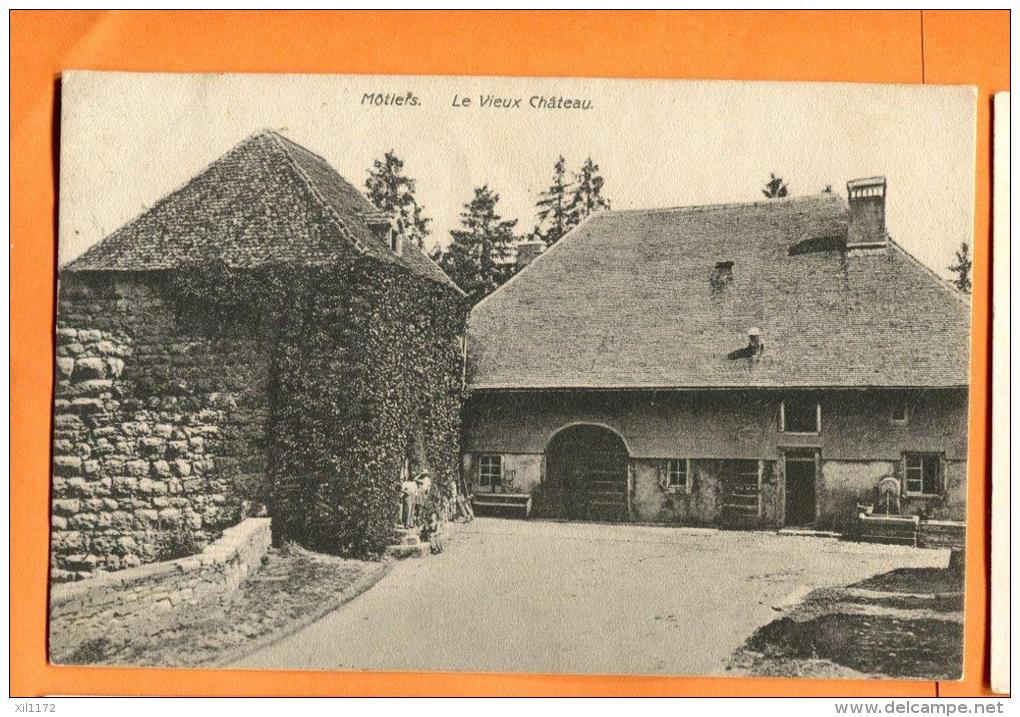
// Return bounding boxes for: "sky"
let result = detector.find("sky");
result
[60,72,976,277]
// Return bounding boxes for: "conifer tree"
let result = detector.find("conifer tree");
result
[535,156,574,246]
[365,151,431,250]
[762,173,789,199]
[948,242,972,294]
[440,185,518,303]
[566,157,611,226]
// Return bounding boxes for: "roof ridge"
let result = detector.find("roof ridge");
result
[266,132,465,294]
[471,194,844,311]
[263,132,370,256]
[601,192,842,218]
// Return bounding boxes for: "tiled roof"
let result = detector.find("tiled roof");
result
[467,193,970,390]
[64,131,462,293]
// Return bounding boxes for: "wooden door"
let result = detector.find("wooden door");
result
[784,452,818,527]
[546,424,630,522]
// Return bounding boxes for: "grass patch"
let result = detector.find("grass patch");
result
[855,567,964,594]
[65,544,385,668]
[728,567,963,680]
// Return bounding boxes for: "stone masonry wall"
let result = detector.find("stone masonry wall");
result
[630,458,781,526]
[49,517,272,663]
[51,273,271,581]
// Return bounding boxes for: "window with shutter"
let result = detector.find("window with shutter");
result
[904,453,943,496]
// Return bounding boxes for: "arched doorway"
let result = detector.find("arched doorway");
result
[545,425,630,522]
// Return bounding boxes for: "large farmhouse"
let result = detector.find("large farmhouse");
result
[52,131,466,580]
[463,179,970,531]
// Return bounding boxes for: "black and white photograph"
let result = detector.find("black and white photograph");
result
[50,71,975,680]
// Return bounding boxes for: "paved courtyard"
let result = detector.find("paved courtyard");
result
[233,518,950,676]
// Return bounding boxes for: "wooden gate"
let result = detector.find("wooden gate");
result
[721,460,762,527]
[584,454,630,522]
[546,424,631,522]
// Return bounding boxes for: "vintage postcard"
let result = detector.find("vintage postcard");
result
[51,71,975,679]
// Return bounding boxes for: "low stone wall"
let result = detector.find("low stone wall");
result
[49,517,272,663]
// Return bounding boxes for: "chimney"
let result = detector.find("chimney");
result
[515,240,545,271]
[846,177,888,253]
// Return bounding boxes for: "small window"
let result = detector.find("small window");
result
[890,398,910,425]
[780,398,821,434]
[904,453,942,496]
[479,454,502,489]
[664,458,691,493]
[389,229,403,255]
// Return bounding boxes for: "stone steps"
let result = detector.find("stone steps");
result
[384,520,461,560]
[385,527,428,560]
[384,542,430,559]
[392,528,422,547]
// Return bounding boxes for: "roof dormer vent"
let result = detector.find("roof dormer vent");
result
[748,327,763,355]
[726,326,765,362]
[364,211,403,256]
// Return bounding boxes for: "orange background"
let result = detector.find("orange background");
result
[10,10,1009,697]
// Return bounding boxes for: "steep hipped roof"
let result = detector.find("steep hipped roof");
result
[468,193,970,390]
[64,131,461,293]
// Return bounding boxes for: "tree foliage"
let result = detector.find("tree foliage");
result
[566,157,611,227]
[171,256,466,557]
[535,156,574,247]
[948,242,972,294]
[365,151,431,250]
[533,156,611,248]
[438,185,518,304]
[762,173,789,199]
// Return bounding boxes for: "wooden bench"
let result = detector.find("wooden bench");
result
[471,492,532,518]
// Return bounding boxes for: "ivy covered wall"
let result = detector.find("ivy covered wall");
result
[171,255,467,557]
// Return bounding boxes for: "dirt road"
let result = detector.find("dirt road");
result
[233,518,948,675]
